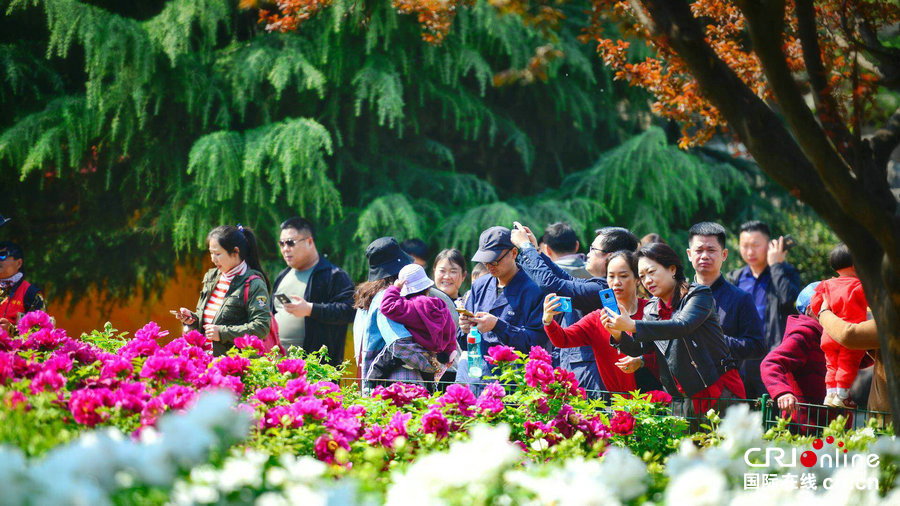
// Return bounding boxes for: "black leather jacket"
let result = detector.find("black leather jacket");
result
[614,283,735,398]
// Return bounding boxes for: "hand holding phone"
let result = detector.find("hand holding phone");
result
[275,293,293,305]
[782,234,798,251]
[456,307,476,318]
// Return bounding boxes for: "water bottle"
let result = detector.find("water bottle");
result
[467,328,483,378]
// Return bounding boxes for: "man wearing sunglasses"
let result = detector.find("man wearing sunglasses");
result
[458,226,546,377]
[270,217,355,366]
[0,241,45,334]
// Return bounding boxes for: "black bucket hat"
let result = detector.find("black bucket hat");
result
[365,237,413,281]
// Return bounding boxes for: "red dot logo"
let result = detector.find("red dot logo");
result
[813,438,823,450]
[801,451,818,467]
[826,436,834,444]
[838,442,844,448]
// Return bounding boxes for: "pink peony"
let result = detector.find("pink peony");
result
[524,359,554,389]
[234,335,266,354]
[120,336,160,358]
[134,321,168,341]
[552,367,583,398]
[475,382,506,415]
[140,397,166,426]
[282,377,311,402]
[30,369,65,394]
[140,355,182,383]
[252,387,281,405]
[259,405,300,429]
[528,346,552,364]
[23,328,67,351]
[114,381,149,412]
[277,358,307,377]
[646,390,673,404]
[183,330,211,351]
[531,396,550,414]
[485,345,520,365]
[160,384,197,410]
[213,356,251,376]
[421,408,450,439]
[372,383,430,407]
[314,434,350,464]
[16,311,53,335]
[579,416,611,444]
[4,390,28,410]
[325,408,364,441]
[69,388,115,426]
[100,356,134,381]
[294,396,328,421]
[437,384,476,416]
[609,410,635,435]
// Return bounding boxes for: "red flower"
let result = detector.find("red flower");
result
[422,408,450,439]
[645,390,673,404]
[485,345,520,364]
[525,359,554,388]
[610,410,635,435]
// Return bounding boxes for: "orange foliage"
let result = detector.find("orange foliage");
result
[584,0,900,147]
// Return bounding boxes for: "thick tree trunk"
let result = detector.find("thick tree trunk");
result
[862,252,900,425]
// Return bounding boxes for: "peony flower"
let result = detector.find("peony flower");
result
[421,408,450,440]
[69,388,115,426]
[282,377,311,402]
[134,321,168,341]
[234,335,266,354]
[252,387,282,405]
[100,356,134,381]
[552,367,583,398]
[325,408,364,441]
[294,396,328,421]
[140,355,182,383]
[183,330,210,351]
[646,390,673,404]
[29,369,65,394]
[16,310,53,335]
[437,384,476,416]
[609,410,635,436]
[114,381,149,412]
[4,390,28,410]
[213,356,251,376]
[475,382,506,415]
[664,464,726,506]
[120,336,160,358]
[260,405,301,430]
[528,346,552,364]
[372,383,430,407]
[23,328,67,351]
[160,384,197,410]
[578,416,611,445]
[314,434,350,464]
[140,396,166,427]
[524,359,554,389]
[43,352,73,373]
[485,345,520,364]
[531,396,550,414]
[277,358,307,378]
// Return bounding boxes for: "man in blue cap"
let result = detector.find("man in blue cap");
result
[458,226,546,377]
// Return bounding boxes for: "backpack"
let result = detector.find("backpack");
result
[243,275,286,356]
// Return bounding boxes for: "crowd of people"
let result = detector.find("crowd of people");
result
[0,216,887,427]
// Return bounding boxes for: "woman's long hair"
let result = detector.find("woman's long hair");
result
[207,225,270,292]
[636,242,689,301]
[354,277,396,310]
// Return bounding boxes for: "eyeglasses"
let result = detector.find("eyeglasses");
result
[487,248,512,267]
[589,246,612,255]
[278,236,310,248]
[0,252,9,261]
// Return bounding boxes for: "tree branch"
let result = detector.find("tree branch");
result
[794,0,854,152]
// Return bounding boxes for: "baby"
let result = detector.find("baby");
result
[368,264,458,385]
[810,243,869,408]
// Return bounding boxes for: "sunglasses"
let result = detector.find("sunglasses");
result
[487,248,512,267]
[0,252,9,261]
[278,236,310,248]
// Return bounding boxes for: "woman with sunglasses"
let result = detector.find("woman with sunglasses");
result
[0,241,45,334]
[601,242,744,414]
[174,225,272,356]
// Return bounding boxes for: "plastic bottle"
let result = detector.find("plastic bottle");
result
[467,328,483,378]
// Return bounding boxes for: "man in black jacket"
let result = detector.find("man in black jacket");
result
[272,217,355,367]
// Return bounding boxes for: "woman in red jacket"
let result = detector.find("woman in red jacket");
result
[542,250,659,392]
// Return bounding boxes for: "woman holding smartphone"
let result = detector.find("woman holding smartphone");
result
[600,242,744,413]
[174,225,272,356]
[542,250,660,392]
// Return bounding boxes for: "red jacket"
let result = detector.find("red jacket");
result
[761,314,826,404]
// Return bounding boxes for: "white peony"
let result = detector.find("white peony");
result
[665,465,728,506]
[718,404,762,453]
[599,447,648,500]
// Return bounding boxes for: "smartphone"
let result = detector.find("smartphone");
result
[599,288,619,315]
[455,307,476,318]
[782,234,798,251]
[275,294,292,304]
[556,296,572,313]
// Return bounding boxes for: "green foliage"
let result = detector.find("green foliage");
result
[0,0,840,303]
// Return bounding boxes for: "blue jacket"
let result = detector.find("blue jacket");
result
[707,275,766,363]
[516,245,605,394]
[458,267,546,375]
[517,245,608,313]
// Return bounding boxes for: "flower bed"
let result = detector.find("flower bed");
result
[1,312,898,504]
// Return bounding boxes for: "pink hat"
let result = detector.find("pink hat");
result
[398,264,434,296]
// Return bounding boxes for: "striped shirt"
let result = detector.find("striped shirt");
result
[203,262,248,326]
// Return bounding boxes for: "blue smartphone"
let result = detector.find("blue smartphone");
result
[599,289,619,315]
[556,296,572,313]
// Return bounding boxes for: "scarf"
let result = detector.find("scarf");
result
[0,272,24,291]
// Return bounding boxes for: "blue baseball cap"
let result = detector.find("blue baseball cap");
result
[795,282,821,314]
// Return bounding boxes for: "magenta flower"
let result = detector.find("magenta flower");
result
[485,345,520,365]
[205,372,244,395]
[645,390,673,404]
[346,404,367,417]
[325,408,364,441]
[578,416,611,444]
[362,424,385,446]
[609,410,635,435]
[372,383,430,407]
[552,367,583,398]
[160,384,197,410]
[277,358,307,377]
[100,356,134,381]
[283,377,311,402]
[0,328,19,352]
[134,321,168,341]
[120,336,160,359]
[524,359,554,389]
[437,384,476,417]
[57,339,101,364]
[5,390,27,410]
[140,355,182,383]
[69,388,114,426]
[234,335,266,354]
[183,330,211,351]
[23,328,67,351]
[16,311,53,335]
[421,408,450,439]
[43,352,74,373]
[531,396,550,414]
[365,412,411,449]
[524,419,558,444]
[314,434,350,464]
[213,356,251,376]
[528,346,552,364]
[252,387,282,405]
[114,381,149,412]
[294,396,328,421]
[475,382,506,415]
[30,369,65,394]
[259,405,300,429]
[140,397,166,427]
[553,404,581,438]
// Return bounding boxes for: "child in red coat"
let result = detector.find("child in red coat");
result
[810,244,869,408]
